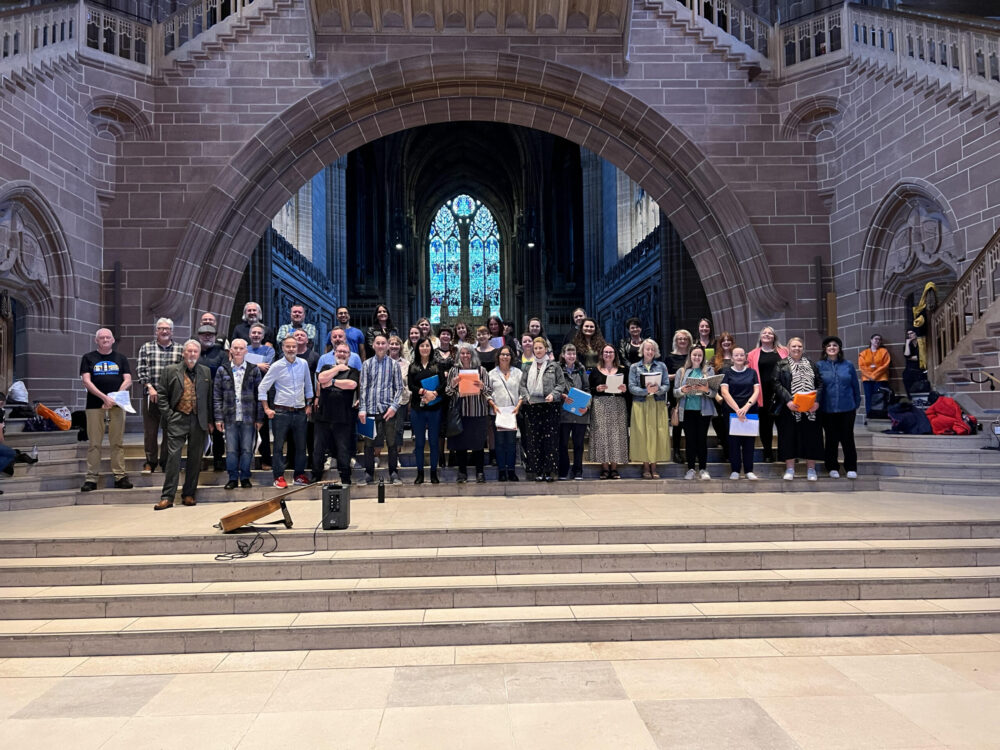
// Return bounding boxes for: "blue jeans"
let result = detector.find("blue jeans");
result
[0,444,15,474]
[224,420,256,480]
[271,410,307,479]
[410,407,441,472]
[495,429,517,473]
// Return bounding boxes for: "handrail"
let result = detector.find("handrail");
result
[161,0,258,59]
[929,228,1000,376]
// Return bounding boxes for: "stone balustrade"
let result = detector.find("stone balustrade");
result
[676,0,770,57]
[161,0,259,59]
[0,1,77,75]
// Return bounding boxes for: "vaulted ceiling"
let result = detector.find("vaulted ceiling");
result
[311,0,629,34]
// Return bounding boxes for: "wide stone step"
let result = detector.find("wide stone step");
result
[3,599,999,657]
[4,568,999,620]
[6,519,998,558]
[5,539,1000,587]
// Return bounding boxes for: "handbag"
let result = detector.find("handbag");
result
[670,403,680,427]
[446,402,464,437]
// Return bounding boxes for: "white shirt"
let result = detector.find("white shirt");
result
[232,362,246,422]
[257,356,314,408]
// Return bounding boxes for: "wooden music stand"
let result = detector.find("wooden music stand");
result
[218,497,293,533]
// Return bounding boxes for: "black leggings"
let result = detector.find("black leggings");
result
[683,410,710,470]
[821,411,857,472]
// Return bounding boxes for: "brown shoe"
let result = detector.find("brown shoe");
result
[181,496,197,506]
[153,498,173,511]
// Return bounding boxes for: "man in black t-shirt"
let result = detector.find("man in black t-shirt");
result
[79,328,133,492]
[311,343,359,484]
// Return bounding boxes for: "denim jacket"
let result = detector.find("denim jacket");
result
[816,358,861,414]
[628,360,669,402]
[673,366,718,417]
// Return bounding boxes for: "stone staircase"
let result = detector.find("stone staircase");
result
[4,427,999,512]
[2,515,1000,657]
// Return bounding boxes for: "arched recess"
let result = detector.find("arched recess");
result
[85,94,154,142]
[0,181,76,332]
[780,95,843,141]
[151,53,784,335]
[860,178,962,325]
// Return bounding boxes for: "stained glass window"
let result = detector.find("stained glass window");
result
[428,194,501,323]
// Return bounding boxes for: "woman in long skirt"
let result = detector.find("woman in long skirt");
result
[628,339,671,479]
[519,337,567,482]
[589,344,629,478]
[773,337,825,481]
[445,344,494,483]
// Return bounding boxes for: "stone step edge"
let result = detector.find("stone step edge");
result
[5,519,1000,558]
[6,537,1000,568]
[3,608,999,657]
[5,546,1000,587]
[5,574,999,619]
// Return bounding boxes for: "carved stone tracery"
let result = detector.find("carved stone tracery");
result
[882,199,958,292]
[0,204,51,290]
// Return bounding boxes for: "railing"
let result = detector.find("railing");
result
[780,6,844,70]
[0,1,77,72]
[83,3,149,68]
[930,231,1000,372]
[677,0,770,57]
[161,0,257,58]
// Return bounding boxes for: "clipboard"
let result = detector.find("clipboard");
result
[729,413,759,437]
[563,387,591,416]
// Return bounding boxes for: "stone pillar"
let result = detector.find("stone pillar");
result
[580,148,603,310]
[329,156,348,307]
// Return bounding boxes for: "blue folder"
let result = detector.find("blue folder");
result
[562,387,592,416]
[421,375,441,406]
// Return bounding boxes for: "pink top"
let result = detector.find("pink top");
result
[747,345,788,406]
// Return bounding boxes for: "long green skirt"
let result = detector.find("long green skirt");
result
[630,398,671,463]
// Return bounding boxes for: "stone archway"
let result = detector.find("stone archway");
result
[0,181,76,332]
[861,179,961,327]
[151,52,784,335]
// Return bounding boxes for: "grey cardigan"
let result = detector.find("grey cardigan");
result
[519,359,568,404]
[673,365,718,417]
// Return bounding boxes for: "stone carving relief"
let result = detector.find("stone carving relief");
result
[0,204,50,289]
[883,200,958,286]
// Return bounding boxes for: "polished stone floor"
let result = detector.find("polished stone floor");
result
[3,490,1000,540]
[2,634,1000,749]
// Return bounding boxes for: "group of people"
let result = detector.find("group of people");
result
[75,301,902,508]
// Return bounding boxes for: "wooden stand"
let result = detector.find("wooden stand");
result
[218,498,293,533]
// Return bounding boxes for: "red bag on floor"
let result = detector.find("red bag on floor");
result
[924,396,970,435]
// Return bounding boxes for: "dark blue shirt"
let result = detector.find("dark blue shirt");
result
[721,366,759,413]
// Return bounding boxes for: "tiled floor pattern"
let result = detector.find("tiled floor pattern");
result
[2,634,1000,748]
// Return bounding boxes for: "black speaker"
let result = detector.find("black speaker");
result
[322,483,351,530]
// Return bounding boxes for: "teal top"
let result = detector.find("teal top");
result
[684,368,703,411]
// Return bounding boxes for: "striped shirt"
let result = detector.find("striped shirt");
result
[135,340,182,388]
[359,354,403,415]
[257,356,314,407]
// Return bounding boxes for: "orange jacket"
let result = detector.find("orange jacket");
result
[858,347,890,381]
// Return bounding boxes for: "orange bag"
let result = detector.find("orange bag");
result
[35,403,71,431]
[792,391,817,412]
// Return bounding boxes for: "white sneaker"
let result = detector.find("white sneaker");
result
[783,469,794,481]
[846,470,858,479]
[746,472,759,480]
[730,472,740,480]
[807,468,818,481]
[356,474,371,487]
[684,469,696,480]
[829,470,840,478]
[699,470,711,481]
[324,457,333,471]
[390,473,402,486]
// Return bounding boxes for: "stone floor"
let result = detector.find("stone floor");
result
[4,490,1000,747]
[2,634,1000,749]
[3,489,1000,540]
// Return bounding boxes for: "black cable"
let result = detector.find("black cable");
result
[213,520,323,561]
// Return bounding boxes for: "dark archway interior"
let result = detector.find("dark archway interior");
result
[231,121,711,348]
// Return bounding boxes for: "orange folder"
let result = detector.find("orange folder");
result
[458,370,481,396]
[793,391,817,412]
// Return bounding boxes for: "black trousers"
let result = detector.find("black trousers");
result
[821,411,858,472]
[558,422,586,478]
[257,414,271,465]
[683,410,710,471]
[313,420,353,482]
[457,449,484,475]
[759,384,777,459]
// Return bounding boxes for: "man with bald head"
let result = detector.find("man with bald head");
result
[79,328,133,492]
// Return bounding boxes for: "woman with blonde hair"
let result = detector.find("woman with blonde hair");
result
[665,329,693,464]
[747,325,788,463]
[629,338,671,479]
[519,336,567,482]
[773,337,824,481]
